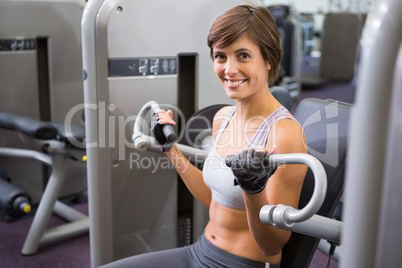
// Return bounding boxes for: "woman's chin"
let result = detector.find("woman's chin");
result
[224,90,241,100]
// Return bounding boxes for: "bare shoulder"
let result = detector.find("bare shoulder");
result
[213,106,233,119]
[272,118,306,154]
[212,106,233,133]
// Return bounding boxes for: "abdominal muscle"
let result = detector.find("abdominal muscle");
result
[204,199,282,265]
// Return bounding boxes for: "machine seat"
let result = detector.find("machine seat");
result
[0,112,85,145]
[0,111,88,255]
[0,112,57,140]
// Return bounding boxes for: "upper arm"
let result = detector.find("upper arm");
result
[265,119,308,208]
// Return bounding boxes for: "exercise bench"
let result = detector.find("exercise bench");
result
[0,112,88,255]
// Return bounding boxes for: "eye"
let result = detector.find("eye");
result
[213,53,226,61]
[239,53,250,59]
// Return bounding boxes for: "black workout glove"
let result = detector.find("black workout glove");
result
[150,113,175,151]
[228,149,277,194]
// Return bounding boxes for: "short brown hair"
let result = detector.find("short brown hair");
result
[207,5,283,85]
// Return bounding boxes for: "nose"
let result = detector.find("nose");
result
[224,58,238,76]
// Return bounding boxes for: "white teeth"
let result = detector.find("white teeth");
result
[227,80,244,86]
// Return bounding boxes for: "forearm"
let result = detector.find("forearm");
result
[164,144,211,208]
[243,191,291,256]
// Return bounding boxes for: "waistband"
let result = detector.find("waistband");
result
[193,233,266,268]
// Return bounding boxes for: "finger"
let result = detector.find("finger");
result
[156,110,171,118]
[246,149,255,169]
[270,145,278,154]
[156,111,176,125]
[158,118,176,125]
[252,150,267,170]
[247,148,254,161]
[240,150,248,168]
[232,153,241,168]
[254,150,265,160]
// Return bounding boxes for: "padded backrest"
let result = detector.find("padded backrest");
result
[271,86,293,111]
[280,98,351,267]
[179,104,226,148]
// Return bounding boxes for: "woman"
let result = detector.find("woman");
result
[103,5,307,268]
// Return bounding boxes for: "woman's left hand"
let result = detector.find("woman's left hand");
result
[229,148,277,194]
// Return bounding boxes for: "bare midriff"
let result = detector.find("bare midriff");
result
[204,199,282,265]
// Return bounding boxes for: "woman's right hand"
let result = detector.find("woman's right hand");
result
[151,109,177,151]
[155,109,176,126]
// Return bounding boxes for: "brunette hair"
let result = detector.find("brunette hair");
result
[207,5,283,85]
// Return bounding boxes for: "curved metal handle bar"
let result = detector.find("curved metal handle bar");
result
[0,147,52,166]
[132,101,208,159]
[260,153,327,226]
[132,101,165,153]
[133,100,159,135]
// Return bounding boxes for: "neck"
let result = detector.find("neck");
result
[234,87,278,122]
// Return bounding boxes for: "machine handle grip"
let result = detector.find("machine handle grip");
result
[227,152,327,224]
[133,100,177,152]
[162,124,177,143]
[259,153,327,224]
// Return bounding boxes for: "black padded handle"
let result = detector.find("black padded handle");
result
[162,124,177,143]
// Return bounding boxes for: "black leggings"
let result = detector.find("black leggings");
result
[100,233,280,268]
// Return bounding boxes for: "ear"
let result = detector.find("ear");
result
[266,62,272,71]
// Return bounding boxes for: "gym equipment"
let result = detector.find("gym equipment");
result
[82,1,250,266]
[299,13,315,56]
[133,101,177,153]
[261,98,350,267]
[301,12,362,88]
[0,0,87,205]
[0,112,88,255]
[225,150,278,194]
[320,13,361,81]
[341,0,402,266]
[224,151,327,224]
[257,0,402,266]
[0,167,32,222]
[267,5,302,99]
[270,86,294,111]
[134,99,330,267]
[81,0,377,266]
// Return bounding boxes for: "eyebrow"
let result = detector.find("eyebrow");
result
[213,48,253,54]
[234,48,253,54]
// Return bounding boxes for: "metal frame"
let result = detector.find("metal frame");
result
[257,0,402,266]
[0,142,88,255]
[341,0,402,266]
[82,1,249,266]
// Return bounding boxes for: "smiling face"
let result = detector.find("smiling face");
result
[213,34,271,100]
